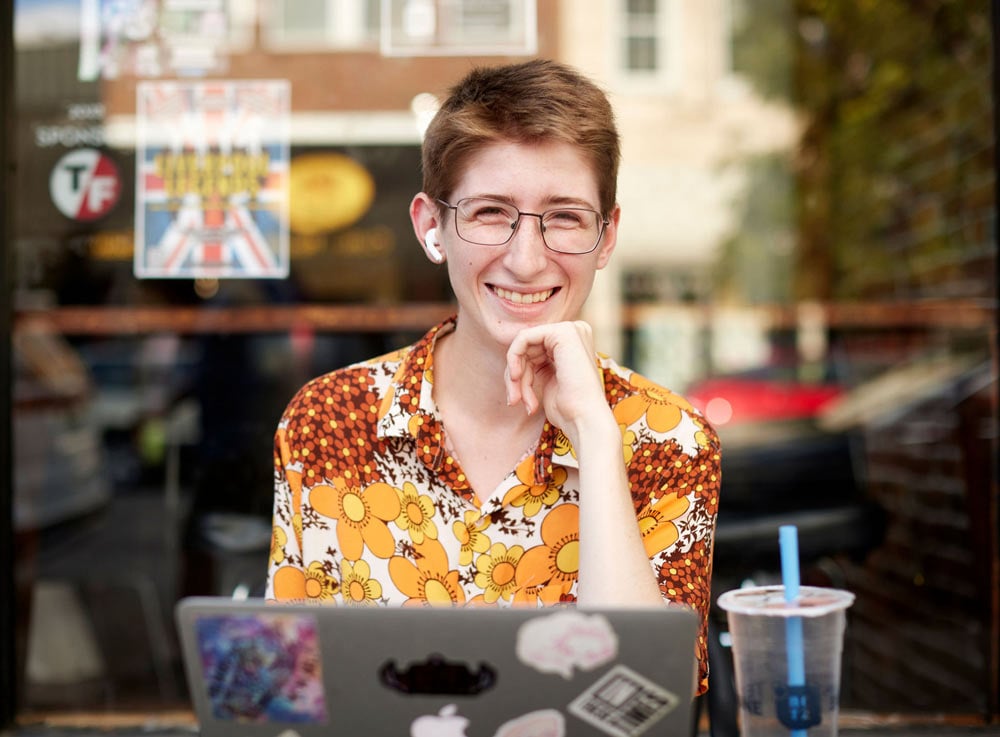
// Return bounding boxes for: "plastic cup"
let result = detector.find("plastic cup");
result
[717,585,855,737]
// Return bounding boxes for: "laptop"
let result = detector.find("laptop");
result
[175,597,699,737]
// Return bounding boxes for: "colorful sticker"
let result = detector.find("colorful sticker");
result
[49,148,121,221]
[194,613,327,724]
[568,665,679,737]
[516,611,618,679]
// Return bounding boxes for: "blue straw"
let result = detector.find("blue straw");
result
[780,525,807,737]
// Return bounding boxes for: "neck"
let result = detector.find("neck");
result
[434,326,507,406]
[432,322,541,432]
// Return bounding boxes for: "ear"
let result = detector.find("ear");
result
[595,204,620,270]
[410,193,444,261]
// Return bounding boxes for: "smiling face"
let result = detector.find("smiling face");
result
[415,139,618,355]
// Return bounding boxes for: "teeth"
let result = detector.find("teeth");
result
[494,287,554,304]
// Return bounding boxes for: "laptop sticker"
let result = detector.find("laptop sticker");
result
[409,705,566,737]
[410,704,469,737]
[516,611,618,678]
[381,654,497,694]
[194,613,328,724]
[493,708,566,737]
[568,664,679,737]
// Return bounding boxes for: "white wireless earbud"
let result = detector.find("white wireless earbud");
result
[424,227,444,263]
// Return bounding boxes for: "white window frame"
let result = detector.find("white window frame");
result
[613,0,681,93]
[263,0,381,52]
[380,0,537,57]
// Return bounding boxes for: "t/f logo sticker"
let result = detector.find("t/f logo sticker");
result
[49,148,121,221]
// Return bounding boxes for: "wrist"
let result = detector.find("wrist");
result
[566,409,621,458]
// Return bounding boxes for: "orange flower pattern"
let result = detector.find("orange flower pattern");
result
[266,318,721,695]
[501,455,566,516]
[612,372,694,434]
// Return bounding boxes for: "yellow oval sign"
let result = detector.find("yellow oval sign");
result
[288,153,376,235]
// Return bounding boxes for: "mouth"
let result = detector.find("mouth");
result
[491,286,557,305]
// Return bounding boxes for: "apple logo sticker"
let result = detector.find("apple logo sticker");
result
[410,704,470,737]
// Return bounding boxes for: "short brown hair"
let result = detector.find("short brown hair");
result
[421,58,620,216]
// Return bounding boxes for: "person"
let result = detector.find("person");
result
[265,58,721,696]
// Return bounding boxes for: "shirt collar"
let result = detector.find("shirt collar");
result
[376,317,454,439]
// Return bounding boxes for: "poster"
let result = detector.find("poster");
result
[134,80,290,279]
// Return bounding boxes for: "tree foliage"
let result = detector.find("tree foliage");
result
[726,0,994,302]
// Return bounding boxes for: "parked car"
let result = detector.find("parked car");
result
[685,363,860,519]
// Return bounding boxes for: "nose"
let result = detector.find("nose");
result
[503,213,549,275]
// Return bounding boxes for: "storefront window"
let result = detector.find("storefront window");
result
[3,0,997,729]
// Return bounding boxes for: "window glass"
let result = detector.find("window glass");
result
[628,0,657,15]
[383,0,536,56]
[623,0,660,72]
[620,0,997,720]
[5,0,997,727]
[264,0,380,50]
[456,0,512,31]
[625,35,657,72]
[280,0,327,33]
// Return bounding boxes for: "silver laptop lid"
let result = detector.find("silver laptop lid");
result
[175,597,698,737]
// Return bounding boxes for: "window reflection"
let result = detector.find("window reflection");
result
[7,0,997,725]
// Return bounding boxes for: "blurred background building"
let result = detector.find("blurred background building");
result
[2,0,997,729]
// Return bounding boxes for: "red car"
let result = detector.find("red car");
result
[686,367,844,428]
[683,364,857,515]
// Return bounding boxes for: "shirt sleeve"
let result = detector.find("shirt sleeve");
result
[627,414,721,697]
[264,416,307,602]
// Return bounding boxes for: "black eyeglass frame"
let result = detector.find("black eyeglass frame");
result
[437,197,610,255]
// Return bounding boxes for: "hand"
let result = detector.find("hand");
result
[504,321,610,440]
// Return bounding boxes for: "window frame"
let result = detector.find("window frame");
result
[613,0,682,93]
[0,0,14,727]
[380,0,538,57]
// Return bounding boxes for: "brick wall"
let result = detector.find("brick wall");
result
[836,362,994,712]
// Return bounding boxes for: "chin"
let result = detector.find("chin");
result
[458,299,573,348]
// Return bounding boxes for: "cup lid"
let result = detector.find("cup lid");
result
[717,585,855,617]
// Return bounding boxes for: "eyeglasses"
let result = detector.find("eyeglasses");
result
[438,197,609,255]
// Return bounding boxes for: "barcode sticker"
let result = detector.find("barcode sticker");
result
[567,664,680,737]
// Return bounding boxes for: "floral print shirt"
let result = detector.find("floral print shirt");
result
[266,317,721,695]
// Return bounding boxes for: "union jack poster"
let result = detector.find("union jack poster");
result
[134,80,290,279]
